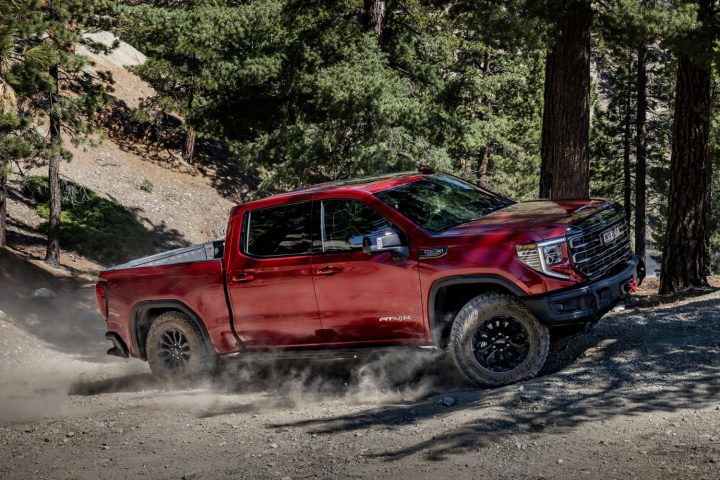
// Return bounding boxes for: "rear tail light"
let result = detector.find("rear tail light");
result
[96,282,108,318]
[515,238,581,281]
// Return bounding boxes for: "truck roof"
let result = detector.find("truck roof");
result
[241,171,428,208]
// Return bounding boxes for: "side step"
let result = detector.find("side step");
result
[227,345,441,361]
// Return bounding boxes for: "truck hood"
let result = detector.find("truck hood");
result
[441,199,616,239]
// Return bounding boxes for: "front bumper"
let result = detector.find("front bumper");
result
[522,255,645,326]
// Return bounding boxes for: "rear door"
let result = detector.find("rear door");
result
[310,198,425,344]
[225,201,323,347]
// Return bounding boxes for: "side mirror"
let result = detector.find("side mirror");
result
[362,231,409,258]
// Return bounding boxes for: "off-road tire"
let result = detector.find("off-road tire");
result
[146,311,217,383]
[449,293,550,387]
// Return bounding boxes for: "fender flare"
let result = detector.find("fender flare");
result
[131,300,212,359]
[427,274,527,347]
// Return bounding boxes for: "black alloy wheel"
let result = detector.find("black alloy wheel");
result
[157,328,192,372]
[449,293,550,386]
[471,316,530,372]
[146,311,218,383]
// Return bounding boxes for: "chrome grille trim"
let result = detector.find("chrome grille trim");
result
[567,206,633,279]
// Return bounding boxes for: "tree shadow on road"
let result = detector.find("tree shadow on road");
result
[265,296,720,461]
[53,286,720,461]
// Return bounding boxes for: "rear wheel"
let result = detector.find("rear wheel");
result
[449,293,549,387]
[146,311,217,383]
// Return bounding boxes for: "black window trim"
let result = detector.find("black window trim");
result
[313,198,408,256]
[241,201,314,259]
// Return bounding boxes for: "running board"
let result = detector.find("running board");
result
[225,345,441,361]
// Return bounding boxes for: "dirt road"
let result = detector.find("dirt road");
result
[1,249,719,479]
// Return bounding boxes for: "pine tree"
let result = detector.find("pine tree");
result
[364,0,385,39]
[0,0,44,248]
[659,0,716,293]
[0,0,21,248]
[539,0,592,200]
[4,0,114,265]
[120,1,548,199]
[601,0,670,262]
[592,3,684,278]
[590,39,634,207]
[439,0,546,199]
[709,112,720,272]
[121,0,286,165]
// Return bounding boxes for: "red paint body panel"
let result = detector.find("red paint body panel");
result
[98,172,616,359]
[311,249,425,342]
[101,260,236,357]
[225,252,323,347]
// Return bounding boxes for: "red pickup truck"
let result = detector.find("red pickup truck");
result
[97,169,644,386]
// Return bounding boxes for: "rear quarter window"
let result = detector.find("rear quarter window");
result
[244,202,312,257]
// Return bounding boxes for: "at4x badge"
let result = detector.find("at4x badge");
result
[379,315,413,322]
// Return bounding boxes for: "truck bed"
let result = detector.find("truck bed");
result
[106,240,224,270]
[99,241,237,358]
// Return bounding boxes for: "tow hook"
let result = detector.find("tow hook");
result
[621,279,638,295]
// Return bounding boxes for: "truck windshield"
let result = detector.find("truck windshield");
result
[375,175,513,232]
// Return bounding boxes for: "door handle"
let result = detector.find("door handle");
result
[231,272,254,283]
[316,265,342,276]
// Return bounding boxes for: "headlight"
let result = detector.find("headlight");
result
[515,238,570,279]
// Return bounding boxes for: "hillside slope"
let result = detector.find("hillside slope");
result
[6,32,235,272]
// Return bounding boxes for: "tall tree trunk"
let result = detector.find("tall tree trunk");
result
[45,64,62,267]
[182,127,196,164]
[708,152,714,246]
[182,86,196,164]
[476,51,492,189]
[635,44,648,263]
[364,0,386,39]
[0,162,7,249]
[659,53,711,293]
[477,146,490,189]
[623,55,633,224]
[539,0,592,200]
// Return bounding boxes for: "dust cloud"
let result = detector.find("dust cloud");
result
[1,248,467,425]
[65,348,466,420]
[200,347,464,413]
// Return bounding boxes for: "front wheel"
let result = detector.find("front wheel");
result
[146,311,217,383]
[449,293,549,387]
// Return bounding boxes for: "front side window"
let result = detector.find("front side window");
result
[319,200,396,252]
[375,174,513,232]
[245,202,311,257]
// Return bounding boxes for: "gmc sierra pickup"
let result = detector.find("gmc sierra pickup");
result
[96,169,645,386]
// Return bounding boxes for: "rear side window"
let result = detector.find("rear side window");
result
[245,202,311,257]
[319,199,395,252]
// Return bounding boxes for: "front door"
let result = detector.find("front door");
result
[226,201,323,347]
[311,198,424,344]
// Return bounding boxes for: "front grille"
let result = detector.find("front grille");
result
[567,206,633,279]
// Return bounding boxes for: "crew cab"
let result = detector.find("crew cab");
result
[96,169,645,386]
